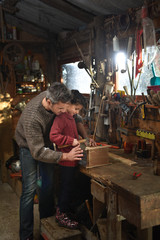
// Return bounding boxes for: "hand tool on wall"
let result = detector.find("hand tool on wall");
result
[93,91,106,141]
[128,100,147,124]
[123,86,135,105]
[74,39,99,89]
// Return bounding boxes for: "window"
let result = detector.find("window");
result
[61,61,91,94]
[116,51,154,95]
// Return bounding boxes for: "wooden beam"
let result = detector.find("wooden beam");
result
[1,0,19,14]
[39,0,94,23]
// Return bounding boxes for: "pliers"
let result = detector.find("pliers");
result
[133,172,142,180]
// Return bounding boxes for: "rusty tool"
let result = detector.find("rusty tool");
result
[58,138,88,149]
[96,142,119,149]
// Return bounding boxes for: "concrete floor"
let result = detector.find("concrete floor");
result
[0,180,40,240]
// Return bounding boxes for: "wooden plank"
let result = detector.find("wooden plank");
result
[0,119,13,182]
[118,194,141,228]
[39,0,94,23]
[137,228,152,240]
[96,218,107,240]
[106,187,121,240]
[41,216,82,240]
[79,225,98,240]
[92,197,106,224]
[108,152,137,166]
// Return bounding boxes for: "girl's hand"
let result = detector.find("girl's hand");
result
[72,139,80,147]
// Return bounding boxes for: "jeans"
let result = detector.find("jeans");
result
[19,148,55,240]
[58,166,76,213]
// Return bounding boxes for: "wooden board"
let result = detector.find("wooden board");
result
[0,119,14,182]
[108,152,137,166]
[40,216,82,240]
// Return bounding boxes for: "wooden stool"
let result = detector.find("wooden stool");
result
[40,216,82,240]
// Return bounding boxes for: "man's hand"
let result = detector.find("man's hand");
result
[61,145,83,161]
[89,138,97,147]
[85,138,97,147]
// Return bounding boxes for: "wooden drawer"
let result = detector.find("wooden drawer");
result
[91,179,106,203]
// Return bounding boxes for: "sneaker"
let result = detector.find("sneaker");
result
[56,207,79,230]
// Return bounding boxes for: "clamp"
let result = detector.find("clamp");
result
[133,172,142,180]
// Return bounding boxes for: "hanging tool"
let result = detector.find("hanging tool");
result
[123,86,136,105]
[135,28,143,78]
[128,100,147,124]
[93,89,106,141]
[74,39,99,89]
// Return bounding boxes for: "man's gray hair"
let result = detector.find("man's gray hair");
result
[46,82,71,104]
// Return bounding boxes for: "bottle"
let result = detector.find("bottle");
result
[12,26,17,40]
[24,56,28,70]
[32,60,40,71]
[113,35,119,52]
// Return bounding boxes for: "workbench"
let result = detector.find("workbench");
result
[80,157,160,240]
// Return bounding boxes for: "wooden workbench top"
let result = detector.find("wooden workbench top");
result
[80,156,160,229]
[81,162,159,196]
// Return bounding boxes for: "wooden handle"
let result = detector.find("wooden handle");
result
[58,139,86,149]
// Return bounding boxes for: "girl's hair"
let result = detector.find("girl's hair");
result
[71,90,87,109]
[46,82,71,104]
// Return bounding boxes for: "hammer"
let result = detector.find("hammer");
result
[58,139,88,149]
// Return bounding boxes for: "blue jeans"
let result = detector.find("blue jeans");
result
[19,148,55,240]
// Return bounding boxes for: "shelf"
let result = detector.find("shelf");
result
[16,81,44,85]
[0,39,47,44]
[16,92,39,96]
[107,100,160,109]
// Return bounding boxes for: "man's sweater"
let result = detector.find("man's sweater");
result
[15,91,62,163]
[50,112,79,167]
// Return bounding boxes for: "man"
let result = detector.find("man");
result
[15,82,84,240]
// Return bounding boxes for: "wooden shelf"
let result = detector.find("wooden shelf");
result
[16,92,39,96]
[107,100,160,109]
[0,39,47,44]
[16,81,43,85]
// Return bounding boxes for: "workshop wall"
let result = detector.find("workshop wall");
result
[56,1,160,144]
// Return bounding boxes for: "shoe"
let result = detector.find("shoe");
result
[56,207,79,230]
[26,236,33,240]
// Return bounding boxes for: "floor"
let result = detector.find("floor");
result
[0,179,40,240]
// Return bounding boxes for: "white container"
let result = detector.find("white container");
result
[12,26,17,40]
[32,60,40,71]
